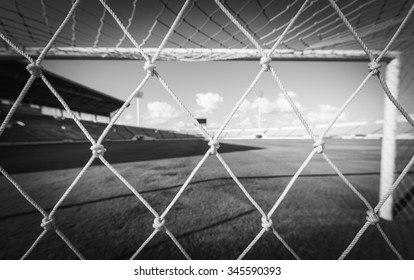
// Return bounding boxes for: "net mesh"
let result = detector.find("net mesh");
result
[0,0,414,259]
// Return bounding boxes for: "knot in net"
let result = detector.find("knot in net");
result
[313,140,325,154]
[90,144,106,157]
[260,56,272,71]
[261,216,273,231]
[143,61,157,76]
[368,61,382,75]
[26,63,43,78]
[366,210,380,225]
[208,139,220,155]
[152,217,165,232]
[41,216,55,232]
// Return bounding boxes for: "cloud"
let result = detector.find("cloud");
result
[236,91,300,117]
[146,101,181,125]
[239,117,253,128]
[196,92,223,115]
[306,104,347,124]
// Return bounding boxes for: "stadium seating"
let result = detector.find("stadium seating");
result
[2,107,412,144]
[0,112,199,143]
[351,123,383,136]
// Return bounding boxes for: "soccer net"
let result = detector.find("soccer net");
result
[0,0,414,259]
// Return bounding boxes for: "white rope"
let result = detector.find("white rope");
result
[100,156,159,218]
[216,152,267,218]
[377,224,403,260]
[56,228,85,259]
[70,0,77,47]
[39,0,53,37]
[49,156,96,217]
[0,166,47,217]
[93,6,106,48]
[0,75,36,137]
[21,230,48,260]
[160,150,211,219]
[116,0,138,48]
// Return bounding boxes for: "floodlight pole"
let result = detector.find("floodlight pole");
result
[379,56,400,221]
[136,91,144,127]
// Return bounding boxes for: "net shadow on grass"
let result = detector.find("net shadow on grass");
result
[3,171,414,221]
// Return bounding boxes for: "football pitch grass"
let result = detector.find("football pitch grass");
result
[0,139,413,259]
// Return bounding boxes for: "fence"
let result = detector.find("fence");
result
[0,0,414,259]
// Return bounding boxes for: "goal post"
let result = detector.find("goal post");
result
[0,47,401,62]
[379,56,401,221]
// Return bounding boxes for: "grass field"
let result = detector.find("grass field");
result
[0,139,413,260]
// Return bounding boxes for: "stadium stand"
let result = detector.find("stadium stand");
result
[201,118,414,140]
[0,60,199,144]
[323,123,364,138]
[351,123,383,137]
[0,108,198,143]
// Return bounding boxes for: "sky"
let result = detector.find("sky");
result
[42,59,385,130]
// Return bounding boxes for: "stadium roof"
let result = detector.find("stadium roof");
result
[0,60,125,116]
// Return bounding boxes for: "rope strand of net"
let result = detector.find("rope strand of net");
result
[267,150,316,218]
[319,73,373,139]
[0,32,33,62]
[0,166,47,217]
[100,157,159,218]
[39,0,53,37]
[0,76,36,137]
[20,230,48,260]
[160,149,211,219]
[97,75,150,144]
[70,0,77,47]
[49,156,95,217]
[272,227,301,260]
[115,0,138,48]
[155,72,212,140]
[139,5,166,48]
[377,224,403,260]
[269,67,317,140]
[56,228,85,259]
[216,152,267,217]
[93,6,106,48]
[378,72,414,128]
[214,67,267,140]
